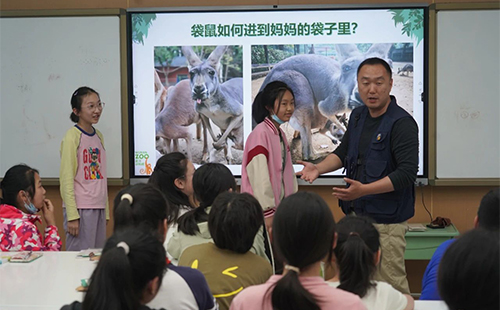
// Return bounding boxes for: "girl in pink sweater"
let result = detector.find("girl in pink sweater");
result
[241,81,298,232]
[231,192,366,310]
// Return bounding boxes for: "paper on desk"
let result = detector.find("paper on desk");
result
[408,223,427,232]
[77,249,102,257]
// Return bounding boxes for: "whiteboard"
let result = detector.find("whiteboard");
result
[436,10,500,179]
[0,15,123,178]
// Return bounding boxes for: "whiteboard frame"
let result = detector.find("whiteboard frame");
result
[428,3,500,186]
[0,9,130,186]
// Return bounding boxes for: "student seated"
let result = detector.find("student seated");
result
[148,152,196,247]
[179,192,273,310]
[230,192,366,310]
[420,188,499,300]
[113,184,217,310]
[438,228,499,310]
[328,216,414,310]
[167,163,237,260]
[168,163,271,263]
[61,229,166,310]
[0,164,61,251]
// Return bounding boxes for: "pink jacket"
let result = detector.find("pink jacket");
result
[0,204,61,251]
[241,118,297,217]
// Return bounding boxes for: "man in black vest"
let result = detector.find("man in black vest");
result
[297,57,418,294]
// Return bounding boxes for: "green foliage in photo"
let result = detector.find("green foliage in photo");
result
[389,9,424,46]
[132,14,157,45]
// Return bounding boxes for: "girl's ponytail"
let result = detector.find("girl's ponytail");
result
[336,233,376,297]
[113,195,135,232]
[334,216,380,298]
[70,111,79,123]
[271,270,320,310]
[83,229,166,310]
[83,245,137,310]
[268,192,336,310]
[177,204,208,235]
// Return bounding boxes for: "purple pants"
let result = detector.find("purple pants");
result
[63,209,106,251]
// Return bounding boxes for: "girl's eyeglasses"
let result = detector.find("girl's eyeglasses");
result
[84,102,105,111]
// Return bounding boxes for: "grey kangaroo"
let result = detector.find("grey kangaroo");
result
[155,75,206,161]
[259,43,392,161]
[259,54,354,160]
[398,64,413,76]
[182,45,243,163]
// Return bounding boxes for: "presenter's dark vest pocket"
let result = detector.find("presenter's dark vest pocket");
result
[363,197,399,219]
[365,160,387,183]
[371,139,386,151]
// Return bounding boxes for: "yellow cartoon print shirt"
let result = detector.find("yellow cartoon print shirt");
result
[179,243,273,310]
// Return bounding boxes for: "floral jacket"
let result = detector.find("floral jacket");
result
[0,204,61,251]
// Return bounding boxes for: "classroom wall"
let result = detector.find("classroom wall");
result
[38,185,495,249]
[2,0,497,295]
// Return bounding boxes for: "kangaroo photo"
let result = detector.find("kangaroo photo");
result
[251,43,414,163]
[154,45,244,165]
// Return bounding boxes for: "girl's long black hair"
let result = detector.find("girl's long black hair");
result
[177,163,236,235]
[268,192,336,310]
[82,229,166,310]
[334,216,380,298]
[148,152,193,222]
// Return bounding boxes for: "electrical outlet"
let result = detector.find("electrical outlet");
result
[415,178,428,187]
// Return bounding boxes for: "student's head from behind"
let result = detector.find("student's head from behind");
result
[70,86,102,125]
[177,163,236,236]
[273,191,336,270]
[0,164,46,214]
[83,229,166,310]
[252,81,295,124]
[148,152,195,220]
[193,163,236,207]
[333,215,380,298]
[269,192,336,310]
[208,192,263,253]
[356,57,393,115]
[438,229,499,310]
[113,183,170,242]
[475,188,500,230]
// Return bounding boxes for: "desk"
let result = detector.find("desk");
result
[0,252,451,310]
[0,252,95,310]
[414,300,449,310]
[405,223,459,260]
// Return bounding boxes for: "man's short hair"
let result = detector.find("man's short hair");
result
[477,188,500,231]
[357,57,392,79]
